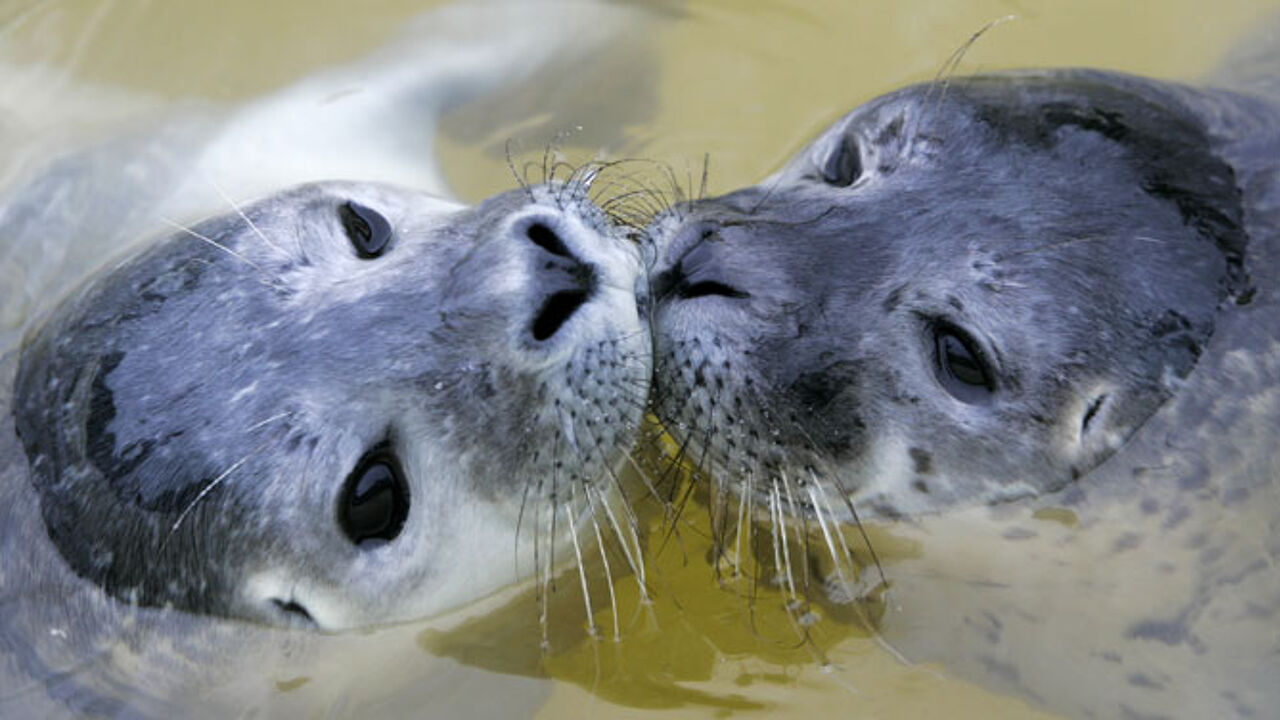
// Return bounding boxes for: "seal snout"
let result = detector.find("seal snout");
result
[525,220,598,341]
[653,223,750,303]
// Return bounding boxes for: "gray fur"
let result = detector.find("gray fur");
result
[8,179,650,630]
[646,70,1279,718]
[650,69,1267,516]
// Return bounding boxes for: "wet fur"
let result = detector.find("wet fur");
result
[645,69,1280,717]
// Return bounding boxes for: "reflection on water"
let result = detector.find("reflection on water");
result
[2,0,1277,717]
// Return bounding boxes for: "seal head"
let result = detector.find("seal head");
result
[13,180,651,629]
[648,70,1250,517]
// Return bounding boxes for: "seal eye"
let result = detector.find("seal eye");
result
[933,325,996,402]
[338,444,409,548]
[817,134,862,187]
[339,201,393,258]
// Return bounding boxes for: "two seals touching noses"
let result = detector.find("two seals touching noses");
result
[645,69,1279,719]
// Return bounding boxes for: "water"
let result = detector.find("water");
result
[1,1,1276,717]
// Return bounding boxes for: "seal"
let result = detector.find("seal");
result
[645,69,1279,718]
[5,177,651,632]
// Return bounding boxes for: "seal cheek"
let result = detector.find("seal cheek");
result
[784,362,868,461]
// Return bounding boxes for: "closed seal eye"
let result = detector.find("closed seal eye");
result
[338,442,409,548]
[339,201,394,259]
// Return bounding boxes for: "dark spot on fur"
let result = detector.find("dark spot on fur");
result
[1163,504,1191,530]
[1120,705,1173,720]
[1222,485,1251,505]
[976,655,1023,687]
[882,283,907,312]
[963,612,1004,644]
[971,78,1249,299]
[1178,471,1207,491]
[908,447,933,475]
[1126,619,1187,645]
[1113,532,1142,552]
[1127,673,1163,690]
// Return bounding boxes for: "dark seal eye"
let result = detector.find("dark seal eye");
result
[933,324,996,402]
[339,201,393,259]
[817,134,862,187]
[338,444,409,548]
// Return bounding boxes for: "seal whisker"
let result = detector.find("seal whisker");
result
[767,485,790,598]
[594,477,651,605]
[504,138,533,202]
[613,173,677,218]
[708,466,733,583]
[514,469,538,582]
[732,469,753,587]
[993,233,1166,262]
[207,178,288,257]
[158,216,280,288]
[582,483,621,641]
[600,188,669,226]
[162,448,258,547]
[817,469,888,590]
[244,411,293,433]
[697,153,711,203]
[748,172,786,215]
[778,471,810,598]
[574,416,653,599]
[565,483,598,640]
[914,15,1017,152]
[596,174,675,220]
[808,483,853,597]
[596,182,668,215]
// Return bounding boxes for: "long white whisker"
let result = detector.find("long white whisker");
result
[567,485,597,640]
[245,411,292,433]
[159,217,263,272]
[584,485,621,641]
[207,179,286,256]
[734,471,751,585]
[811,474,859,584]
[809,484,852,596]
[540,491,554,653]
[164,453,253,545]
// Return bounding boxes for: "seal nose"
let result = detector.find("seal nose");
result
[652,223,750,302]
[526,221,597,341]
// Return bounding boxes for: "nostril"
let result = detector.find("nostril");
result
[527,222,572,259]
[532,290,590,341]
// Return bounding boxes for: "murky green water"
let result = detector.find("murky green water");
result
[1,1,1276,717]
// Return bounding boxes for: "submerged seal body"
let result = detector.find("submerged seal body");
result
[647,69,1279,717]
[4,178,650,631]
